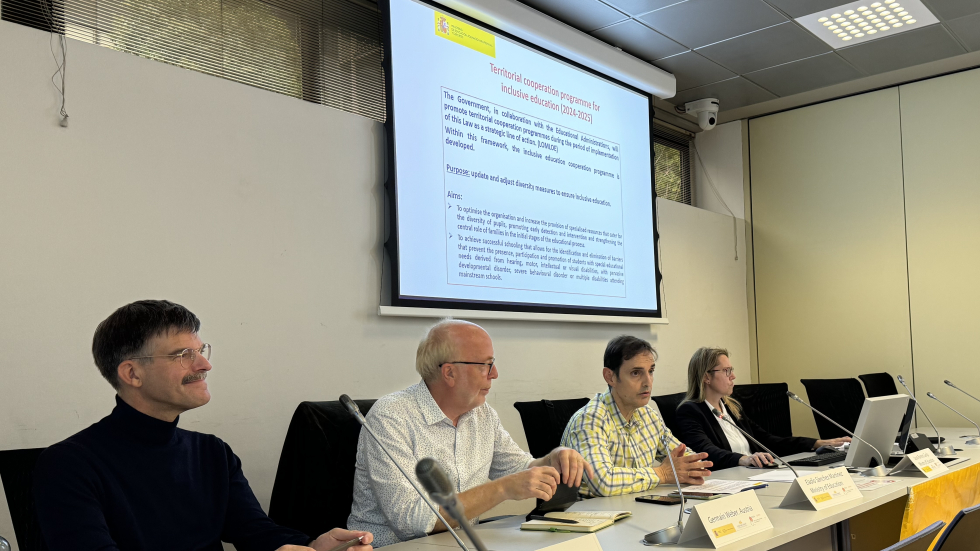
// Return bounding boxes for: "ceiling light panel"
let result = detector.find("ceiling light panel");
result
[796,0,939,48]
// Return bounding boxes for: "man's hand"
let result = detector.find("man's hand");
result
[499,466,561,501]
[308,528,373,551]
[815,437,851,449]
[546,447,595,487]
[738,452,774,468]
[656,444,712,485]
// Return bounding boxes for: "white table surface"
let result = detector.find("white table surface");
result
[385,428,980,550]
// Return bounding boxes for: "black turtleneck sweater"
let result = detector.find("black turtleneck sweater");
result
[34,396,310,551]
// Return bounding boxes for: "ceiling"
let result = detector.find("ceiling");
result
[515,0,980,125]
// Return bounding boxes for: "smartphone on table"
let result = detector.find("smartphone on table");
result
[635,495,682,505]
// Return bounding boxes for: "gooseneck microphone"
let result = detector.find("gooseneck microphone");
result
[416,458,489,551]
[787,391,888,477]
[926,392,980,445]
[642,432,687,546]
[897,375,955,456]
[339,395,467,550]
[945,380,980,406]
[712,408,800,478]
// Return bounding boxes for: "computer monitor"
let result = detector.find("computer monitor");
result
[845,395,910,469]
[896,398,918,452]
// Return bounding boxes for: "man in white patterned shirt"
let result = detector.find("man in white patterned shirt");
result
[348,319,593,547]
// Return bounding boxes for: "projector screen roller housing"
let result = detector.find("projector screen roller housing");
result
[382,0,662,319]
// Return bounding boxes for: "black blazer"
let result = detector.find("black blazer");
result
[675,401,817,470]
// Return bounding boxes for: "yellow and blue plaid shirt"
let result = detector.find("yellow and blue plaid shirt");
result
[561,390,693,497]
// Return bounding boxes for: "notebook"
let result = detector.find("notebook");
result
[520,511,632,532]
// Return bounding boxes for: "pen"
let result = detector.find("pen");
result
[527,515,579,524]
[326,536,364,551]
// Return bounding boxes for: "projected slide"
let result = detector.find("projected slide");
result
[388,0,658,315]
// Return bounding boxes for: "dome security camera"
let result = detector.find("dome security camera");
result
[684,98,720,131]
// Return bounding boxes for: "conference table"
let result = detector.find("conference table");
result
[385,428,980,551]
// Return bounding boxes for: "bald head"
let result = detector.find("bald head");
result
[416,319,489,382]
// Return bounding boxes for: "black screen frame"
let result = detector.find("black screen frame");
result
[380,0,663,319]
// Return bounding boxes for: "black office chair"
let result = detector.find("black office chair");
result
[732,383,793,438]
[268,399,376,538]
[0,447,47,551]
[513,398,590,459]
[880,520,945,551]
[859,372,900,398]
[650,392,687,436]
[933,503,980,551]
[799,378,866,439]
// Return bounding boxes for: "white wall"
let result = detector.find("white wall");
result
[0,19,749,543]
[694,120,745,220]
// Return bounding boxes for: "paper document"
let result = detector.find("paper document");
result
[679,479,769,494]
[748,470,819,483]
[854,478,899,491]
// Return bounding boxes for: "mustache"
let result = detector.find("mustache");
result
[182,372,208,384]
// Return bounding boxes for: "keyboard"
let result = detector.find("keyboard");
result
[788,450,848,467]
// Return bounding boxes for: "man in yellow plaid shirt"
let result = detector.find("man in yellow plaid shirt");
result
[561,335,713,496]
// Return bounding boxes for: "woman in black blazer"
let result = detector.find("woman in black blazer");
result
[675,347,850,470]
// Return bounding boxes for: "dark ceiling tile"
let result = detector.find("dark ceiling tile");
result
[947,13,980,50]
[922,0,980,21]
[637,0,789,49]
[669,76,778,110]
[591,20,687,60]
[601,0,685,17]
[696,22,831,74]
[837,24,966,75]
[764,0,850,18]
[654,50,737,90]
[516,0,628,32]
[743,52,864,96]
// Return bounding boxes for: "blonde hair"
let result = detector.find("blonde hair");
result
[415,318,482,382]
[684,347,742,419]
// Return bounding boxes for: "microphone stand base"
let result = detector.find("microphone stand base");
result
[964,437,980,446]
[861,465,889,477]
[937,445,957,456]
[643,523,683,546]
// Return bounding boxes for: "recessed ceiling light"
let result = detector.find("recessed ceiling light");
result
[797,0,938,47]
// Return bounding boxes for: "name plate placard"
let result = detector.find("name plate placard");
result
[779,467,862,510]
[889,449,949,478]
[679,491,773,548]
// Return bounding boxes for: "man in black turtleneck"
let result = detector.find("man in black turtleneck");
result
[34,300,373,551]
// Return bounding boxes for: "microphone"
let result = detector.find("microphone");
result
[416,458,489,551]
[643,432,687,545]
[897,375,954,456]
[711,408,800,478]
[787,391,888,477]
[926,392,980,445]
[945,380,980,408]
[339,395,467,551]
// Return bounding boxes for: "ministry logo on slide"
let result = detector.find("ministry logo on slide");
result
[433,12,496,58]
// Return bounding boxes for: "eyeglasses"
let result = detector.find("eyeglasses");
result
[448,360,496,378]
[129,343,212,368]
[709,367,735,377]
